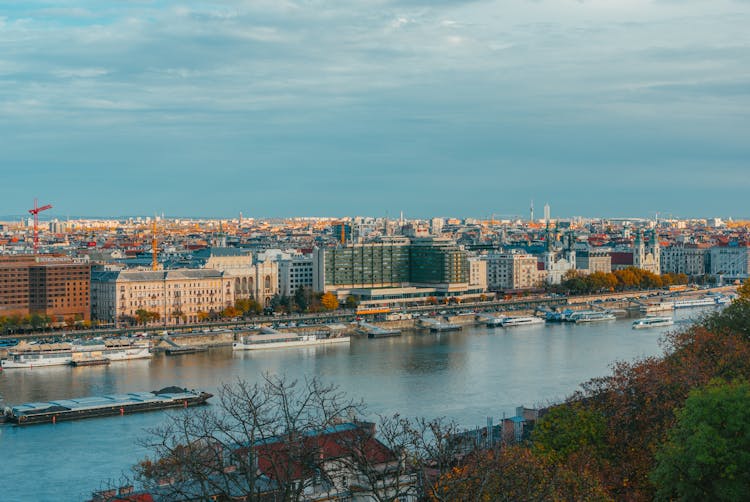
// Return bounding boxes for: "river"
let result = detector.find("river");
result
[0,309,710,501]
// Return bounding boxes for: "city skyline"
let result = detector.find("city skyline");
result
[2,1,749,218]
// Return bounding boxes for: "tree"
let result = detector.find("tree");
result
[738,279,750,300]
[532,402,609,461]
[133,376,420,502]
[294,287,311,312]
[344,295,359,310]
[135,309,160,325]
[235,298,262,316]
[651,379,750,501]
[320,292,339,311]
[221,306,242,319]
[430,446,611,502]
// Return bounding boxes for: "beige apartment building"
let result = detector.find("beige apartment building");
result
[486,252,542,291]
[91,269,234,326]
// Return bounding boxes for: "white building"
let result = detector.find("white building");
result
[277,254,314,297]
[710,245,750,278]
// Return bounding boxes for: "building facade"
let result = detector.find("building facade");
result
[575,250,612,275]
[486,251,540,290]
[468,257,488,291]
[313,240,411,291]
[408,238,469,287]
[0,255,90,323]
[278,255,314,297]
[193,247,278,307]
[661,243,709,276]
[709,245,750,278]
[633,229,661,275]
[91,269,233,326]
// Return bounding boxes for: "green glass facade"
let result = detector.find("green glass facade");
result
[323,239,468,287]
[324,242,410,287]
[409,240,469,284]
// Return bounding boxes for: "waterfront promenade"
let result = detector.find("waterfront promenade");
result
[0,307,716,501]
[0,286,734,345]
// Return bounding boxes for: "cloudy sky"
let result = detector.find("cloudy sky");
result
[1,0,749,219]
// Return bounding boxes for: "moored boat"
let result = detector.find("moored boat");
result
[71,338,152,365]
[673,297,716,309]
[632,316,674,329]
[640,302,675,314]
[233,332,350,350]
[3,386,212,425]
[569,311,616,323]
[500,316,545,327]
[1,342,74,369]
[165,346,208,356]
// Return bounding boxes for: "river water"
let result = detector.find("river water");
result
[0,309,709,501]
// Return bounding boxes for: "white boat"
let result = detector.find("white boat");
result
[639,302,674,314]
[72,339,152,363]
[632,316,674,329]
[673,297,717,309]
[233,333,350,350]
[485,317,506,327]
[1,343,74,369]
[500,316,545,327]
[569,311,616,323]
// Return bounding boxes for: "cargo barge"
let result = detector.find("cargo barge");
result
[3,386,212,425]
[165,346,208,356]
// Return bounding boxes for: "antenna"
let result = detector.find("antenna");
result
[530,200,534,223]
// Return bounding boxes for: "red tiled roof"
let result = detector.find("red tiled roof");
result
[251,426,396,483]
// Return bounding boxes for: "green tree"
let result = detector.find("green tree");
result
[532,402,609,461]
[344,295,359,309]
[651,379,750,501]
[294,287,310,312]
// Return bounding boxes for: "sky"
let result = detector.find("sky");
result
[1,0,749,220]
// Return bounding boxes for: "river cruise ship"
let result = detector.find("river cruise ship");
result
[72,339,151,365]
[569,311,617,323]
[233,332,350,350]
[640,302,675,314]
[673,297,718,309]
[1,343,74,369]
[500,316,545,327]
[632,317,674,329]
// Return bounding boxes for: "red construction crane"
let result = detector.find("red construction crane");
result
[28,198,52,254]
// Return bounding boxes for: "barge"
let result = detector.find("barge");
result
[3,386,212,425]
[165,346,208,356]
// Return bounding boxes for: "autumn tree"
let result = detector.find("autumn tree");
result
[221,306,242,318]
[133,376,420,502]
[320,292,339,311]
[135,309,160,325]
[429,446,611,502]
